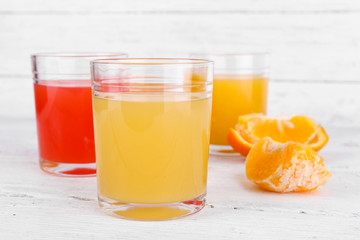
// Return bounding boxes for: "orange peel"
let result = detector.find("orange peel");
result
[228,113,328,156]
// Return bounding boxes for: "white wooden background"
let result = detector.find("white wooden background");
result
[1,0,360,239]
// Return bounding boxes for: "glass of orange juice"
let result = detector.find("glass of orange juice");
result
[192,53,269,156]
[91,58,213,220]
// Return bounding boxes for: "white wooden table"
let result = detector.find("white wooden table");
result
[1,0,360,238]
[1,77,359,239]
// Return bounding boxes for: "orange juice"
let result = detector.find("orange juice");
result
[211,74,268,145]
[93,93,212,204]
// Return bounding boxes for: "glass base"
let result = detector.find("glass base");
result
[98,193,206,221]
[39,158,96,177]
[209,144,240,157]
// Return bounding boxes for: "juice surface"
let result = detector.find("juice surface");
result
[211,75,268,145]
[93,93,211,204]
[33,81,95,164]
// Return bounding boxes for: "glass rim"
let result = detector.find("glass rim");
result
[91,58,213,66]
[31,52,128,58]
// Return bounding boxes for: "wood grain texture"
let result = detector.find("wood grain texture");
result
[0,79,360,239]
[1,1,360,239]
[1,0,359,12]
[2,77,359,126]
[0,120,359,239]
[0,0,360,81]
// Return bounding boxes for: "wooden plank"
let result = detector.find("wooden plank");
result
[0,129,359,239]
[1,1,359,238]
[0,12,359,81]
[1,78,359,127]
[0,79,359,239]
[1,0,360,12]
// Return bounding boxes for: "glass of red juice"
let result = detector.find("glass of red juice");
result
[31,53,127,177]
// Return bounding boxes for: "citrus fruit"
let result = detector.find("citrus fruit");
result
[227,113,328,156]
[246,137,331,193]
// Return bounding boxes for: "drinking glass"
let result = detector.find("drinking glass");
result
[91,58,213,220]
[31,52,127,176]
[192,53,269,156]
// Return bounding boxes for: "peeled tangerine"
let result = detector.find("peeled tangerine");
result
[246,137,331,193]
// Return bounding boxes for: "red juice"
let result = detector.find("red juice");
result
[33,81,95,166]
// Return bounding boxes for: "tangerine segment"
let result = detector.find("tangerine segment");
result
[246,137,331,193]
[307,126,328,151]
[228,113,329,156]
[227,128,252,156]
